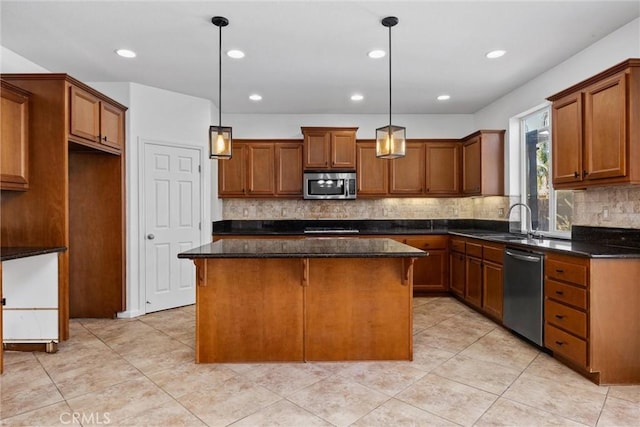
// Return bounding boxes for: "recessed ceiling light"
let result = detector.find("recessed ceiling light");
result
[249,94,262,101]
[486,50,506,59]
[368,50,386,59]
[227,49,245,59]
[437,94,451,101]
[115,49,136,58]
[351,94,364,101]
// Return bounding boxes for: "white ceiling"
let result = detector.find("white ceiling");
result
[1,1,638,114]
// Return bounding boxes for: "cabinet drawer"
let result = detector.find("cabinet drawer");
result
[404,236,448,250]
[545,299,587,338]
[545,323,587,368]
[545,279,587,310]
[466,242,483,258]
[546,257,588,287]
[450,238,465,254]
[482,244,504,265]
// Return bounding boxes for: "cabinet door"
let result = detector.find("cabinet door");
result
[482,260,503,320]
[1,83,29,190]
[552,92,583,185]
[218,144,246,196]
[356,142,388,195]
[426,142,459,195]
[389,143,425,194]
[331,131,356,169]
[583,72,627,181]
[100,101,125,151]
[275,143,303,195]
[303,131,330,169]
[462,137,481,194]
[247,144,275,195]
[450,252,465,297]
[412,249,448,292]
[465,256,482,308]
[69,86,100,143]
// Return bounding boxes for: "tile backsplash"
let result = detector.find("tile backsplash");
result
[222,196,517,221]
[222,187,639,230]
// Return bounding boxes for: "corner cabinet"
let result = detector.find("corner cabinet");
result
[1,81,30,190]
[401,235,449,293]
[462,130,505,196]
[218,140,303,198]
[548,59,640,189]
[301,127,357,170]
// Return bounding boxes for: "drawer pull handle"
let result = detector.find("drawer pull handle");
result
[555,314,565,319]
[555,340,565,346]
[555,290,564,295]
[556,269,564,273]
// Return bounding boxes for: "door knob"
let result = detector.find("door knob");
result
[147,234,155,240]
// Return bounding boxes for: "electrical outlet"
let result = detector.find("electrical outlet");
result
[383,208,388,217]
[243,208,249,217]
[281,208,287,217]
[498,208,505,216]
[602,207,610,221]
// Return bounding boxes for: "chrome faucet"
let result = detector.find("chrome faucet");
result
[506,203,537,238]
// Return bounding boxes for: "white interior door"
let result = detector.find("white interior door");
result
[144,142,201,312]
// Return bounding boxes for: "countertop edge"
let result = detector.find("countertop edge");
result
[1,246,67,261]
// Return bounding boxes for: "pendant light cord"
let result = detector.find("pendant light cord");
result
[388,22,392,128]
[218,22,222,127]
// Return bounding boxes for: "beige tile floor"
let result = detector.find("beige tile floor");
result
[1,297,638,426]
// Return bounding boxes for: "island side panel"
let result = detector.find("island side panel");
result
[304,257,413,361]
[195,258,304,363]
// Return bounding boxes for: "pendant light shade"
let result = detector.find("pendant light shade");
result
[209,16,232,159]
[376,16,406,159]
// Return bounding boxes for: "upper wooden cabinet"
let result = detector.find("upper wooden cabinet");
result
[548,59,640,189]
[301,127,357,170]
[69,85,125,154]
[462,130,505,196]
[218,141,303,198]
[1,80,30,191]
[356,141,389,195]
[426,142,460,195]
[390,142,425,194]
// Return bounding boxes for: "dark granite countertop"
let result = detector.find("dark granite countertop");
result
[178,238,428,259]
[1,246,67,261]
[212,220,640,259]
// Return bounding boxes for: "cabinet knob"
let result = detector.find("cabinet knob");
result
[573,171,579,178]
[555,290,564,295]
[102,136,108,141]
[583,170,589,178]
[555,340,565,346]
[555,314,565,319]
[555,269,564,273]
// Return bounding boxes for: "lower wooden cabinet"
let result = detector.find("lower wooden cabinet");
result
[449,239,466,297]
[465,254,483,308]
[400,236,449,293]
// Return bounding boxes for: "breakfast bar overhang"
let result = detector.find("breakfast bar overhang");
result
[178,238,427,363]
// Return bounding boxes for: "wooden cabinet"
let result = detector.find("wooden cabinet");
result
[462,130,504,196]
[275,143,303,195]
[1,81,30,190]
[301,127,357,170]
[219,141,303,198]
[481,242,504,320]
[390,142,425,194]
[356,141,388,195]
[69,85,125,154]
[426,142,459,195]
[401,235,448,293]
[548,59,640,189]
[451,237,504,320]
[1,73,127,326]
[449,238,466,297]
[544,252,640,384]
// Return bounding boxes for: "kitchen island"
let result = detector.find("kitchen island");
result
[178,238,426,363]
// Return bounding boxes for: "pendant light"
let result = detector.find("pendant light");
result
[209,16,232,159]
[376,16,406,159]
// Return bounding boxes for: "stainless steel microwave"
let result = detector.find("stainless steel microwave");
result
[303,171,357,200]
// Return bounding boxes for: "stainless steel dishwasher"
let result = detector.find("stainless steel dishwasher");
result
[503,247,544,346]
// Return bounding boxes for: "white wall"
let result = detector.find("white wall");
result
[0,46,49,72]
[474,18,640,195]
[224,113,476,140]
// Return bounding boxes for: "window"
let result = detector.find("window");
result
[521,106,573,236]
